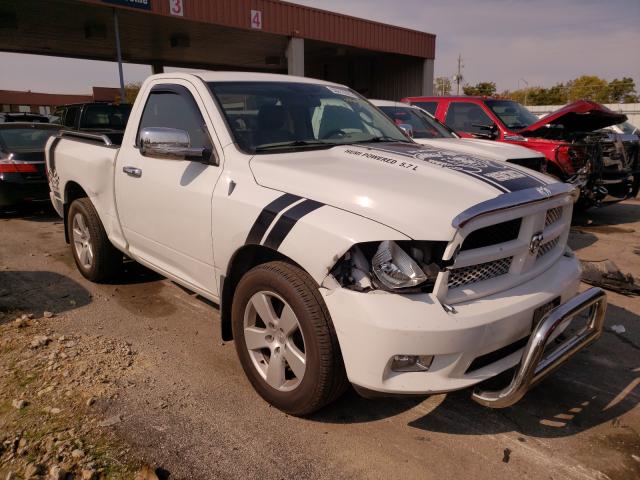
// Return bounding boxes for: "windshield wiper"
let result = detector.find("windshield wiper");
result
[253,140,335,152]
[348,136,411,144]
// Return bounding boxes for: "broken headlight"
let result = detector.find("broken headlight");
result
[372,240,427,289]
[330,240,448,293]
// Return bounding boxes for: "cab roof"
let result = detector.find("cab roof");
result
[149,71,345,88]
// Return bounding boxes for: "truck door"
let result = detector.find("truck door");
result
[114,81,223,297]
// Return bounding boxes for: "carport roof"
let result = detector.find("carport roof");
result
[0,0,435,67]
[81,0,436,59]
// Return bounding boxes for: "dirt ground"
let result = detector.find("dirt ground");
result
[1,200,639,480]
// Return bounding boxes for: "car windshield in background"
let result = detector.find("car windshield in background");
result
[378,106,454,139]
[82,104,132,130]
[207,81,409,153]
[410,101,437,115]
[619,121,639,135]
[0,128,59,152]
[485,99,540,130]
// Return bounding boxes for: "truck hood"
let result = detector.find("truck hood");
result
[413,137,541,160]
[519,100,627,135]
[249,142,552,240]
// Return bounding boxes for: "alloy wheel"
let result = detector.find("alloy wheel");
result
[243,291,306,392]
[72,212,93,269]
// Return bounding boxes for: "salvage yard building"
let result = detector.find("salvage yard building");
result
[0,0,436,100]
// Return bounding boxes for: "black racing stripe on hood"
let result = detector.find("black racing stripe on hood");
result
[363,142,549,193]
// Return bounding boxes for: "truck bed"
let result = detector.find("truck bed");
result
[46,131,125,249]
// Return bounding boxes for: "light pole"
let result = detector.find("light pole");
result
[113,9,126,104]
[518,78,529,105]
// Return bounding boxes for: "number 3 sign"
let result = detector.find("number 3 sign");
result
[169,0,184,16]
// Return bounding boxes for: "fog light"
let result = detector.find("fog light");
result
[390,355,433,372]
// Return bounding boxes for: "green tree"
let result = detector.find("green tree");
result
[525,83,568,105]
[566,75,609,103]
[463,81,497,96]
[434,76,452,96]
[501,89,526,104]
[608,77,638,103]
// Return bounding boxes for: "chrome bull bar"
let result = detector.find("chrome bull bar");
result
[471,287,607,408]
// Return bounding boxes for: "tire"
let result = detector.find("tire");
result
[67,198,122,282]
[631,174,640,198]
[232,261,348,416]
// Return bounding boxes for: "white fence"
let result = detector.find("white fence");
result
[526,104,640,126]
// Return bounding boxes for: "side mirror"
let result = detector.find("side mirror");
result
[398,123,414,138]
[471,123,498,140]
[139,127,211,162]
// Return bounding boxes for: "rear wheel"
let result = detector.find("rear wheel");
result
[232,261,348,415]
[67,198,122,282]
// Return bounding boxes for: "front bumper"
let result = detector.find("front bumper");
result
[322,253,588,398]
[471,287,606,407]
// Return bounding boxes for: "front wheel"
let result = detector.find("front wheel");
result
[67,198,122,282]
[232,261,348,415]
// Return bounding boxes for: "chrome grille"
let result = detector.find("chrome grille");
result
[537,237,560,259]
[545,207,563,227]
[448,257,512,289]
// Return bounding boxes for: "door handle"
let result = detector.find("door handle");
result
[122,166,142,178]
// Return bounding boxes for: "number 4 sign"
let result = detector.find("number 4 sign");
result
[250,10,262,29]
[169,0,184,16]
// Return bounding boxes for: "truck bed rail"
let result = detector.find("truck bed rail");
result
[58,130,114,146]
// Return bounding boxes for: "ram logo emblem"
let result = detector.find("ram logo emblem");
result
[529,232,544,255]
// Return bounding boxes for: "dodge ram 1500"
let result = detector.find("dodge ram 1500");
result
[46,72,607,415]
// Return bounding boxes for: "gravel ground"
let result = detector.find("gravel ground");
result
[0,201,639,480]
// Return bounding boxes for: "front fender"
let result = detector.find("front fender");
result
[274,204,411,284]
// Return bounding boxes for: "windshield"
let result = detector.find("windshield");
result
[619,121,639,135]
[377,105,455,139]
[81,104,131,130]
[0,128,59,152]
[485,99,540,130]
[208,81,409,153]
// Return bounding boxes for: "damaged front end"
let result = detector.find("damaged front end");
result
[328,240,449,293]
[557,131,639,207]
[520,101,635,207]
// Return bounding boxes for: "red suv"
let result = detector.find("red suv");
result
[402,96,637,206]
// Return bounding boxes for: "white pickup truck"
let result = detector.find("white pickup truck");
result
[46,72,607,415]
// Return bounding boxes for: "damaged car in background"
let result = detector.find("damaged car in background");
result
[371,99,547,173]
[403,96,637,208]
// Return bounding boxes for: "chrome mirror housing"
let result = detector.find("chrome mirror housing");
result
[398,123,414,138]
[139,127,210,162]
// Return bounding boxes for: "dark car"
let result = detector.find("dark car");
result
[52,102,131,144]
[0,112,50,123]
[0,123,61,209]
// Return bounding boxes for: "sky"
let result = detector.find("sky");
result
[1,0,638,95]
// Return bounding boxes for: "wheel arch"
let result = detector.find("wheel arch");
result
[220,244,306,341]
[63,181,89,244]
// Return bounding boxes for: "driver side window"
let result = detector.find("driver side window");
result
[445,102,494,135]
[138,86,212,151]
